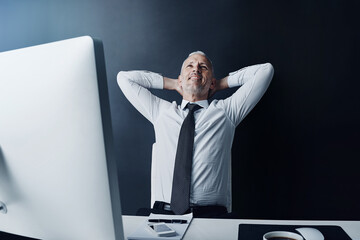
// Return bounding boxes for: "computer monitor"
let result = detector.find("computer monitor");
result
[0,36,124,240]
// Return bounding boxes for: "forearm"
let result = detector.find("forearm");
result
[227,63,274,88]
[223,63,274,126]
[117,70,164,122]
[163,76,183,96]
[217,76,229,91]
[163,77,178,91]
[117,70,163,91]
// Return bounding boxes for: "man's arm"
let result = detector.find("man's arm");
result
[208,76,229,98]
[220,63,274,126]
[163,77,183,96]
[117,71,171,123]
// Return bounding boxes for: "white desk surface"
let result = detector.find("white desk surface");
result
[122,215,360,240]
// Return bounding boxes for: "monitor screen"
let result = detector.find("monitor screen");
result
[0,36,123,240]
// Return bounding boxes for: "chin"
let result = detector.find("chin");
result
[185,87,205,96]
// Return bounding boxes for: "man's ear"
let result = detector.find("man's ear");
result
[209,77,216,89]
[178,75,182,85]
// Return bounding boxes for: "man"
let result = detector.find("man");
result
[117,51,274,218]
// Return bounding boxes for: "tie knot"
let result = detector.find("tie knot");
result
[187,103,201,113]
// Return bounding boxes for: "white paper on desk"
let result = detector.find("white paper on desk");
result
[127,213,193,240]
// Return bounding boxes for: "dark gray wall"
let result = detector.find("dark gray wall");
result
[1,0,360,224]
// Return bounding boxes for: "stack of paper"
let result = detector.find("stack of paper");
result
[127,213,193,240]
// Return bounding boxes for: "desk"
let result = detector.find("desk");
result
[122,216,360,240]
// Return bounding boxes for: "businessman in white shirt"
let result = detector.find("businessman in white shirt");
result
[117,51,274,218]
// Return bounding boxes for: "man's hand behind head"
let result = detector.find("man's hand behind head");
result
[163,77,183,96]
[208,76,229,99]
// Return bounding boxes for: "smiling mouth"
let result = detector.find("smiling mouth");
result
[189,74,202,80]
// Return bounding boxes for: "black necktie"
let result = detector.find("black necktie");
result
[170,103,201,215]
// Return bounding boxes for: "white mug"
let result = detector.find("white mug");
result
[263,231,304,240]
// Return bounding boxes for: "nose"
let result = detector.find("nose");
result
[192,64,201,73]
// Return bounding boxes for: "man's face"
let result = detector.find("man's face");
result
[178,54,215,100]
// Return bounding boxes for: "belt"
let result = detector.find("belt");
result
[153,201,227,214]
[153,201,172,211]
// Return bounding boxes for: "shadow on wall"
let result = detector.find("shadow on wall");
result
[0,146,23,207]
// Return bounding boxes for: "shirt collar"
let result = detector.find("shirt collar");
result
[181,99,209,110]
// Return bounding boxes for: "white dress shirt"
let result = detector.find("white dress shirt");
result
[117,63,274,211]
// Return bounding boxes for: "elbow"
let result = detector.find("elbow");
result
[263,63,274,80]
[117,71,127,89]
[265,62,274,73]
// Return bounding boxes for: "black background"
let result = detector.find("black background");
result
[1,2,359,235]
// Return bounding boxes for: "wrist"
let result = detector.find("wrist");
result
[163,77,178,90]
[218,77,229,90]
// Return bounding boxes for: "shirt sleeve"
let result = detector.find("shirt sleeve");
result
[117,70,171,123]
[221,63,274,126]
